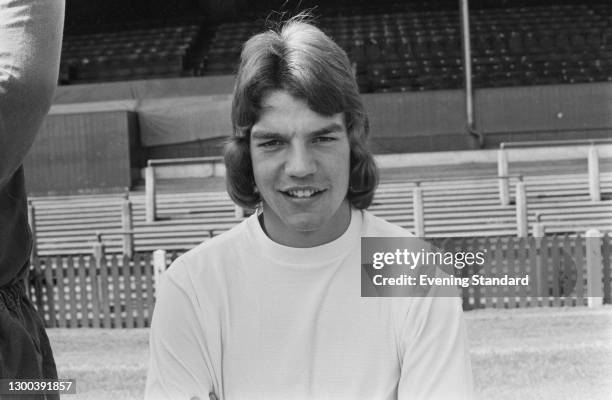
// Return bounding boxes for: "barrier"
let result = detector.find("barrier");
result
[586,229,604,307]
[27,249,184,328]
[498,149,510,206]
[412,174,523,238]
[144,232,610,311]
[28,168,611,255]
[153,249,166,296]
[532,223,609,308]
[413,188,424,237]
[532,214,612,236]
[145,157,225,222]
[26,229,610,327]
[121,199,134,259]
[515,182,528,237]
[145,166,156,223]
[531,223,546,297]
[90,199,134,259]
[498,139,612,205]
[588,146,601,201]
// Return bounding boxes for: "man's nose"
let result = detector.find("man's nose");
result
[285,142,316,177]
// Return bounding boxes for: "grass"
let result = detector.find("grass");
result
[47,306,612,399]
[467,307,612,400]
[48,329,148,399]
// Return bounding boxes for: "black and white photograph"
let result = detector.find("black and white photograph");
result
[0,0,610,399]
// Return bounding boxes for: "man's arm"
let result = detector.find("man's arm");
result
[146,262,221,399]
[396,296,474,400]
[0,0,64,187]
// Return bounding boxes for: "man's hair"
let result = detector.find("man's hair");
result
[224,16,378,210]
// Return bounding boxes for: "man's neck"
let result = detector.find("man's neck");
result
[258,203,352,248]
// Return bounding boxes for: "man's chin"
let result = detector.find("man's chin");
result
[286,218,323,233]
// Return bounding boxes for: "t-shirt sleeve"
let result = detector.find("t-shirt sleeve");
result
[396,295,474,400]
[145,260,221,400]
[0,0,64,186]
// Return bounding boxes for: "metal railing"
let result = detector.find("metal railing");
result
[500,138,612,149]
[498,139,610,205]
[145,156,230,223]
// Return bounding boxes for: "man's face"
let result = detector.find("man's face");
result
[249,90,351,248]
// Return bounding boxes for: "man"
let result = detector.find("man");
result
[0,0,64,390]
[146,17,472,400]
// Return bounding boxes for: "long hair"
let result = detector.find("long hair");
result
[224,15,378,210]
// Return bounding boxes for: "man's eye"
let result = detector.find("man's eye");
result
[259,140,283,148]
[313,136,336,143]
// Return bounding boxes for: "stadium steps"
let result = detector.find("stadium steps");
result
[29,171,612,256]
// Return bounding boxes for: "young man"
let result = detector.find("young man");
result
[0,0,64,391]
[146,18,473,400]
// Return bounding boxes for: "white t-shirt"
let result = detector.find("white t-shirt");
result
[146,209,473,400]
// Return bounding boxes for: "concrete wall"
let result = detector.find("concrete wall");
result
[54,77,611,154]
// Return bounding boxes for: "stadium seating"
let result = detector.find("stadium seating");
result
[58,3,611,90]
[198,3,612,92]
[29,170,612,256]
[60,23,201,84]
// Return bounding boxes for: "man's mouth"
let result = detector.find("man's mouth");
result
[282,188,324,198]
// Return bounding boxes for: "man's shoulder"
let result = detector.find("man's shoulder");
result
[184,218,249,260]
[362,210,414,237]
[164,217,250,283]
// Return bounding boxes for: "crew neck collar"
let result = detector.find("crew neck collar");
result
[245,208,362,266]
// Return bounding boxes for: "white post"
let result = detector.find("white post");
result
[413,187,425,237]
[532,221,546,297]
[145,165,156,223]
[498,148,510,206]
[92,241,105,266]
[588,146,601,202]
[515,182,528,238]
[585,229,603,307]
[121,199,134,259]
[532,222,544,238]
[153,249,167,296]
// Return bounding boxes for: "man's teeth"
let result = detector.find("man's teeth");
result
[287,189,318,198]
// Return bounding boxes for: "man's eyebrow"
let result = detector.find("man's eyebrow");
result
[308,123,345,137]
[251,123,345,140]
[250,131,285,141]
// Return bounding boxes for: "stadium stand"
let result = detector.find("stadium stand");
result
[197,2,612,92]
[35,0,612,255]
[28,170,612,256]
[57,2,612,92]
[60,21,202,84]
